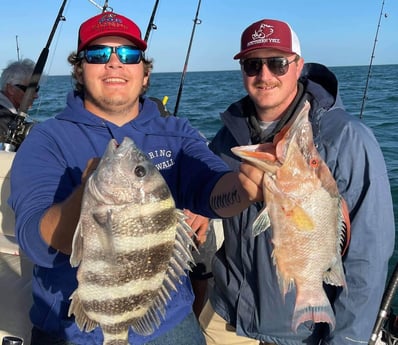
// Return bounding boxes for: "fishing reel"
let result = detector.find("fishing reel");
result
[0,115,35,152]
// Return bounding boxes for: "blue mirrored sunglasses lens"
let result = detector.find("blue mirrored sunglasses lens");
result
[116,46,142,64]
[83,46,142,64]
[85,46,112,63]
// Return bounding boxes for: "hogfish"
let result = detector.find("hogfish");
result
[231,101,350,332]
[68,137,196,345]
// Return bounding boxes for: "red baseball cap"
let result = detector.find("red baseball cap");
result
[77,12,147,52]
[234,19,301,59]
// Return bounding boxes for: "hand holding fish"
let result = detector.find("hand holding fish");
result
[81,157,100,184]
[238,161,264,202]
[183,209,209,246]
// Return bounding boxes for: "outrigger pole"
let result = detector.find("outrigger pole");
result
[3,0,68,151]
[173,0,202,116]
[359,0,386,119]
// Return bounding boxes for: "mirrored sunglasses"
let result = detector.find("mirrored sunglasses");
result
[14,84,40,93]
[240,56,298,77]
[78,45,143,64]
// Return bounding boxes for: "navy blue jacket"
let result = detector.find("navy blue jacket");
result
[209,63,395,344]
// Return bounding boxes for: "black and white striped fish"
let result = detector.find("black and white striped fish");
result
[68,137,196,345]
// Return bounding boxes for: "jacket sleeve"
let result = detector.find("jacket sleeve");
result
[321,114,395,344]
[8,123,81,268]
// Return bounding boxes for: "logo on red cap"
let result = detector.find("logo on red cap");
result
[78,12,147,53]
[251,23,274,41]
[234,19,301,60]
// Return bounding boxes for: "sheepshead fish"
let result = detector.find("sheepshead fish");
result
[68,137,196,345]
[231,100,350,332]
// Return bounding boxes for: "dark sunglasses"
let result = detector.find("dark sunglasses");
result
[14,84,40,93]
[240,56,298,77]
[78,45,143,64]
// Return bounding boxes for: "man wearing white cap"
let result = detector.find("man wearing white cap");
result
[199,18,394,345]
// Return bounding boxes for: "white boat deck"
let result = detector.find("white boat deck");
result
[0,151,32,343]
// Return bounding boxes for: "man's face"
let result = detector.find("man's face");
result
[240,48,304,121]
[78,36,149,126]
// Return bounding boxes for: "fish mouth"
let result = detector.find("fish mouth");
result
[110,138,133,157]
[231,147,276,161]
[109,138,119,154]
[231,145,280,173]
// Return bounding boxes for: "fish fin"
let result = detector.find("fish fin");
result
[70,222,83,267]
[131,210,196,336]
[323,258,347,289]
[339,197,351,256]
[292,304,336,333]
[252,207,271,237]
[271,249,295,297]
[68,290,99,332]
[93,208,116,257]
[292,289,336,332]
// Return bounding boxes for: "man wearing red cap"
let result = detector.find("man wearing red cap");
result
[199,18,394,345]
[9,12,265,345]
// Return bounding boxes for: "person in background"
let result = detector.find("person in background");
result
[199,18,395,345]
[8,11,263,345]
[0,58,38,144]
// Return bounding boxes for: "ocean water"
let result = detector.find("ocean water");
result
[30,64,398,307]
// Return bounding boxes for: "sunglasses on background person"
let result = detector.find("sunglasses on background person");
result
[240,56,299,77]
[78,45,143,64]
[14,84,40,93]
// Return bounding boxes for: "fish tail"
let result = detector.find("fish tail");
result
[292,290,336,332]
[102,328,129,345]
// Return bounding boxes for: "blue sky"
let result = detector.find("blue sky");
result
[1,0,397,76]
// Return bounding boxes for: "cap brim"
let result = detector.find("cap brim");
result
[234,46,296,60]
[78,32,147,52]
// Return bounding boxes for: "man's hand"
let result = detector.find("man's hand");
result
[82,157,100,184]
[183,209,209,246]
[239,161,264,202]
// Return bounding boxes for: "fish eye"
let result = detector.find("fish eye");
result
[134,165,146,177]
[310,158,319,168]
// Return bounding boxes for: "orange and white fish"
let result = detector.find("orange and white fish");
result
[231,101,350,332]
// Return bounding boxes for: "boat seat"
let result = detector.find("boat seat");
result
[0,151,33,344]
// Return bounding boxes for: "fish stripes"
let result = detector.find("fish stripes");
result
[68,137,196,344]
[81,242,175,285]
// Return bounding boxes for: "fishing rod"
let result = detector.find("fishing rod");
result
[359,0,386,119]
[15,35,20,61]
[101,0,109,12]
[369,263,398,344]
[87,0,112,12]
[143,0,171,112]
[87,0,102,11]
[2,0,68,151]
[144,0,160,42]
[173,0,202,116]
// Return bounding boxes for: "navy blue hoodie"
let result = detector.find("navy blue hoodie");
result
[9,92,230,344]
